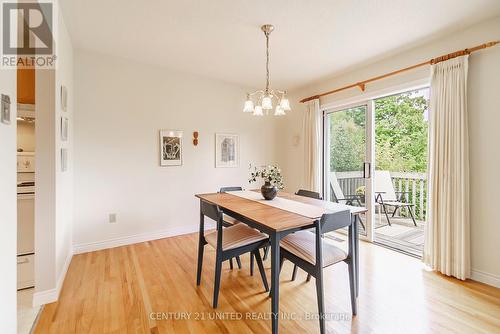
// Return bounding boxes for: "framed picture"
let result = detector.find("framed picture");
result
[61,116,68,141]
[61,148,68,172]
[159,130,183,166]
[61,85,68,112]
[215,133,239,168]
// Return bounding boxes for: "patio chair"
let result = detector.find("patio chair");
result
[374,171,417,227]
[330,172,363,206]
[330,172,365,230]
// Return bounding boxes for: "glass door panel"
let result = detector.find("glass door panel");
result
[324,104,371,237]
[372,87,430,257]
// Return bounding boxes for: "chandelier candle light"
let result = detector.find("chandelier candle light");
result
[243,25,291,116]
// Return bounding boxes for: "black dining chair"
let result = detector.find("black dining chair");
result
[220,186,270,276]
[196,200,270,308]
[279,210,356,333]
[219,187,244,269]
[292,189,322,282]
[295,189,323,200]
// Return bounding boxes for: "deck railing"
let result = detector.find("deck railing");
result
[335,171,428,222]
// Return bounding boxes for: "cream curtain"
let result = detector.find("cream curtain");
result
[424,56,470,280]
[303,99,322,192]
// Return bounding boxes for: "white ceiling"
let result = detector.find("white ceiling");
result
[60,0,500,91]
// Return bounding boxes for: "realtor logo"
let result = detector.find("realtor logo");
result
[1,0,57,68]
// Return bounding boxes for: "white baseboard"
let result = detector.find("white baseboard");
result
[73,223,212,255]
[33,249,73,306]
[471,269,500,288]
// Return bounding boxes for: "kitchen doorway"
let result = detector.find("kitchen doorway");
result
[17,63,40,334]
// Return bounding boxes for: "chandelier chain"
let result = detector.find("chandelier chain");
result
[265,31,270,93]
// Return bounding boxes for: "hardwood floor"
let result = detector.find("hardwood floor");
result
[35,233,500,333]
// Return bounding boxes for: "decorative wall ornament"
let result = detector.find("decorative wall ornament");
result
[160,130,183,166]
[193,131,199,146]
[215,133,239,168]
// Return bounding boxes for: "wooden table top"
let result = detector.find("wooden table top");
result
[195,191,367,232]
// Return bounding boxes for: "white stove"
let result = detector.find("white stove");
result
[17,153,35,289]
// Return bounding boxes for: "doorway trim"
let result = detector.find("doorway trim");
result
[320,78,429,112]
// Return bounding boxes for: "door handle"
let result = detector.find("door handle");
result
[363,162,371,179]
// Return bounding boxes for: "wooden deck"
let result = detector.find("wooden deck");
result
[353,214,424,257]
[374,216,425,257]
[34,232,500,333]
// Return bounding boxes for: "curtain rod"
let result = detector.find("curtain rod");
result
[300,41,499,103]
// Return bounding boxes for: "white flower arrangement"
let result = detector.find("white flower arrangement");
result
[249,164,284,190]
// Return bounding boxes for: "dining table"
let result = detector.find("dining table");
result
[195,190,367,334]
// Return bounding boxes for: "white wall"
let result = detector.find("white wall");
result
[277,16,500,285]
[34,9,74,305]
[73,50,278,251]
[467,36,500,285]
[54,8,74,292]
[0,68,17,333]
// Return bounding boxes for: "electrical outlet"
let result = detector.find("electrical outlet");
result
[109,213,117,223]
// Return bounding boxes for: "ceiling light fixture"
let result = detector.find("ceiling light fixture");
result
[243,24,291,116]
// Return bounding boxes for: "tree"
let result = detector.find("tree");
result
[329,91,429,173]
[330,107,366,172]
[374,92,428,172]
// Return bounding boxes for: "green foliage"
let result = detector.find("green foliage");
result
[330,91,429,173]
[330,107,366,172]
[374,92,428,172]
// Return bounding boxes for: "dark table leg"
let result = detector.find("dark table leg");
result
[270,232,281,334]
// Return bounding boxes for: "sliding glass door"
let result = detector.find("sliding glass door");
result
[322,87,429,256]
[324,103,373,238]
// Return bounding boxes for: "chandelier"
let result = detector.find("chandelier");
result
[243,25,291,116]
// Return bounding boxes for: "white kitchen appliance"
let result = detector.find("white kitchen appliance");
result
[17,152,35,289]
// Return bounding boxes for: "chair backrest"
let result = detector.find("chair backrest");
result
[374,171,397,201]
[219,186,243,193]
[201,200,222,223]
[320,209,351,234]
[295,189,322,200]
[330,172,345,202]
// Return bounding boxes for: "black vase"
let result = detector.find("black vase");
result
[261,181,277,200]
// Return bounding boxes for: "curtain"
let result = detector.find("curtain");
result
[303,99,322,192]
[424,56,470,280]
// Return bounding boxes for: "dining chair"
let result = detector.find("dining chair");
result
[291,189,322,282]
[295,189,323,200]
[220,186,270,276]
[219,186,244,269]
[197,200,270,308]
[279,210,356,333]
